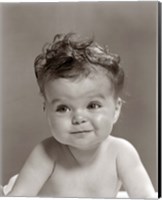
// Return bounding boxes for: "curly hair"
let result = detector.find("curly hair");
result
[34,33,124,97]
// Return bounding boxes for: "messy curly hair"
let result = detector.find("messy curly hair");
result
[34,33,124,97]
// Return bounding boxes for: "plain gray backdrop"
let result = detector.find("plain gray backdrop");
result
[0,2,158,192]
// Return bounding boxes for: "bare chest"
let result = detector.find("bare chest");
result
[39,153,121,198]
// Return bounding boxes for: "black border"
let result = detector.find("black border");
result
[158,1,161,198]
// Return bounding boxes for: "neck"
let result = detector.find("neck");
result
[68,141,107,166]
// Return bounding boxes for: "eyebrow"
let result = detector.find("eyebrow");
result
[50,98,63,105]
[87,93,106,100]
[49,93,106,105]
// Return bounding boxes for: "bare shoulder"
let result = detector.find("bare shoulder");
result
[8,137,60,196]
[109,136,141,172]
[110,138,155,198]
[109,136,139,156]
[35,137,60,162]
[108,136,141,168]
[23,136,60,172]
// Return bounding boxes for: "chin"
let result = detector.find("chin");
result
[69,140,103,150]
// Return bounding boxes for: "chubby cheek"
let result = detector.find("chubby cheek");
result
[92,111,114,134]
[47,114,70,136]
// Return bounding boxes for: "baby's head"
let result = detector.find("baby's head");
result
[34,33,124,99]
[34,33,125,149]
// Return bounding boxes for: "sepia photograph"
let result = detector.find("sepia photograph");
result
[0,1,159,198]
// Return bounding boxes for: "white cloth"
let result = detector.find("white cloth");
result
[3,174,18,196]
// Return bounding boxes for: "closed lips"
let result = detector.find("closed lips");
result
[70,130,92,134]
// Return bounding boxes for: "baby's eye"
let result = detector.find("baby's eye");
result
[87,102,102,110]
[56,105,70,113]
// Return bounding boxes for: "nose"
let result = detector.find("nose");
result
[72,112,87,125]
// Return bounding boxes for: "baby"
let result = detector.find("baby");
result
[7,33,155,198]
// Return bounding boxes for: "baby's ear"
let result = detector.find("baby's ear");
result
[113,98,123,124]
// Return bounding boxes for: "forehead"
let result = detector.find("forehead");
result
[44,73,114,102]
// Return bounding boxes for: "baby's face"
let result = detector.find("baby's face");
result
[44,73,121,150]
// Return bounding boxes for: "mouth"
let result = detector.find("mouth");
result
[70,130,93,134]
